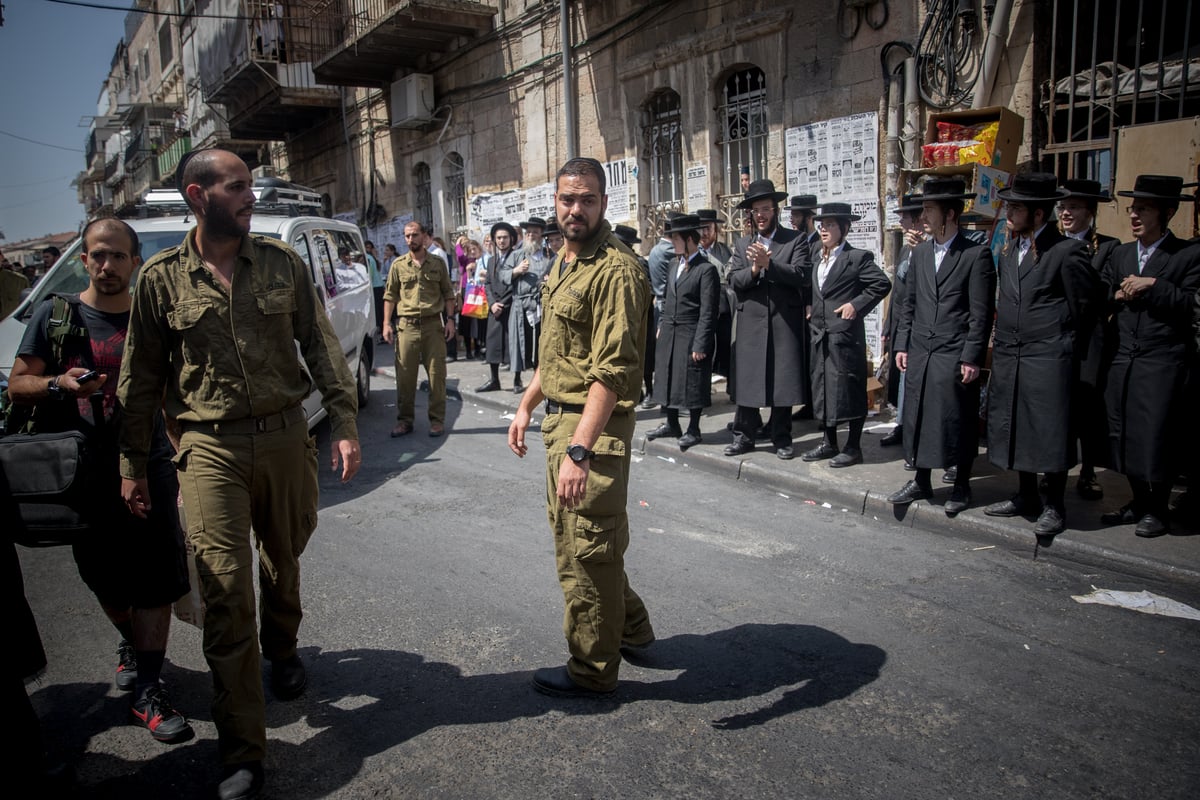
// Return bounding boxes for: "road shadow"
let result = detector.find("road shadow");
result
[29,623,883,798]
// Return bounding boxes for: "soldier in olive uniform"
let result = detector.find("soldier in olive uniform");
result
[508,157,655,698]
[117,149,362,800]
[383,220,457,437]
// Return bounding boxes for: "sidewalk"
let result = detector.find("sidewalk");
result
[375,353,1200,588]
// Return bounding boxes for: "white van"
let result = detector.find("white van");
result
[0,179,376,428]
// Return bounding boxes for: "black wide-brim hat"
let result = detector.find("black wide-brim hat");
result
[518,216,547,230]
[490,221,518,241]
[892,193,924,214]
[613,224,641,244]
[812,202,862,222]
[1059,178,1110,202]
[664,213,704,235]
[737,179,789,209]
[783,194,818,211]
[543,219,560,235]
[696,208,722,224]
[917,177,975,202]
[996,172,1071,203]
[1116,174,1196,202]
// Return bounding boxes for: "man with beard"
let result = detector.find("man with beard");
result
[697,208,735,382]
[803,203,891,468]
[478,221,521,392]
[508,157,654,698]
[117,149,362,800]
[383,220,457,437]
[1099,174,1200,537]
[886,179,996,516]
[784,194,820,247]
[504,216,554,394]
[982,173,1096,536]
[724,179,811,459]
[879,193,927,449]
[9,218,193,745]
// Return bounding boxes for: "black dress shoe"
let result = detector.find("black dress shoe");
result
[1076,475,1104,500]
[638,397,658,410]
[984,496,1036,517]
[512,383,525,394]
[801,443,839,462]
[475,379,501,392]
[1034,506,1066,534]
[678,431,702,451]
[880,426,903,447]
[829,447,863,468]
[1100,504,1137,525]
[941,466,958,485]
[944,486,971,516]
[1134,514,1169,538]
[903,459,916,471]
[776,445,796,460]
[887,480,932,505]
[219,761,264,800]
[531,666,614,698]
[724,439,754,457]
[646,422,682,441]
[270,654,307,701]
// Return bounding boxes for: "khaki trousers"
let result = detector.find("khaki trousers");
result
[542,408,653,691]
[395,315,447,426]
[176,419,318,764]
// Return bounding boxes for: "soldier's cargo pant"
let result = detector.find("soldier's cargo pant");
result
[395,314,447,426]
[541,407,653,691]
[175,409,318,764]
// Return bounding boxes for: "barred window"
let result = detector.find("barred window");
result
[444,152,466,232]
[719,66,768,194]
[413,161,432,229]
[641,89,683,206]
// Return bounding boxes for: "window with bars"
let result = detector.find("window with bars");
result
[641,89,683,207]
[1045,0,1198,186]
[444,152,466,233]
[413,161,432,230]
[719,67,768,195]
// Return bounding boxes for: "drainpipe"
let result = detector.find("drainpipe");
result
[902,56,920,170]
[562,0,577,159]
[972,0,1014,108]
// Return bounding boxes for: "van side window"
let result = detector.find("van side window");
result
[291,232,317,285]
[311,232,339,299]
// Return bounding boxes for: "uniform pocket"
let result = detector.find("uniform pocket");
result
[573,513,618,563]
[551,295,590,358]
[256,288,296,315]
[167,300,212,330]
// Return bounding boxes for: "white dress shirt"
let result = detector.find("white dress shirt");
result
[932,232,958,272]
[817,242,845,291]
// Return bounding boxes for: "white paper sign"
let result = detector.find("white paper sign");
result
[686,163,709,211]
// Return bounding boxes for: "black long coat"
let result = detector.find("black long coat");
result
[484,248,519,364]
[1074,231,1120,468]
[652,252,721,409]
[809,243,891,423]
[986,227,1096,472]
[727,226,811,407]
[895,235,996,469]
[1102,233,1200,482]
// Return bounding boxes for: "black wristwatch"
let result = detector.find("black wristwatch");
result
[566,444,595,463]
[46,375,65,399]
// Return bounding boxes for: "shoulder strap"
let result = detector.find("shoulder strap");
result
[47,294,92,370]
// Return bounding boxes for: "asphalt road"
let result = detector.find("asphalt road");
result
[19,377,1200,799]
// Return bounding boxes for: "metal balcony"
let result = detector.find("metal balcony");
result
[311,0,498,87]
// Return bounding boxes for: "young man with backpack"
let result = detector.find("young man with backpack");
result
[7,217,193,744]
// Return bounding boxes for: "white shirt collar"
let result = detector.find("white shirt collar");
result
[821,242,846,262]
[1139,232,1169,257]
[933,232,958,252]
[1066,228,1089,241]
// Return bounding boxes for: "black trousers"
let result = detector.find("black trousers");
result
[733,406,792,449]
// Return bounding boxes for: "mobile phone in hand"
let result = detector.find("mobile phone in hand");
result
[76,370,100,383]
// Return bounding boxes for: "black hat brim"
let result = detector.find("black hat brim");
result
[1116,190,1196,202]
[996,187,1072,202]
[737,191,789,209]
[812,213,863,222]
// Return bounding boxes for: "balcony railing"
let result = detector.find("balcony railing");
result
[158,134,192,180]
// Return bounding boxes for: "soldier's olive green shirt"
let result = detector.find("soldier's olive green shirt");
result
[382,252,453,317]
[117,229,359,479]
[538,220,649,413]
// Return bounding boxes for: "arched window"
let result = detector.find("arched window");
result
[719,67,768,194]
[444,152,466,233]
[413,161,432,229]
[641,89,683,207]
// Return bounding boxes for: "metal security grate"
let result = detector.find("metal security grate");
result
[642,89,684,207]
[718,67,769,194]
[445,152,466,233]
[413,161,432,230]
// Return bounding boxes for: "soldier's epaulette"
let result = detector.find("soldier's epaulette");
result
[140,244,185,273]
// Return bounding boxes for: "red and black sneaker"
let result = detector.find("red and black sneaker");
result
[130,685,194,743]
[115,640,138,692]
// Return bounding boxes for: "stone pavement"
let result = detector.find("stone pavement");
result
[374,351,1200,587]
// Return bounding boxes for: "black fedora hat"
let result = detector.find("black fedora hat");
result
[664,213,704,235]
[518,216,547,230]
[812,202,862,222]
[490,221,518,241]
[1060,178,1110,202]
[613,224,641,244]
[1116,174,1196,202]
[783,194,819,211]
[996,172,1071,203]
[892,193,924,214]
[737,179,789,209]
[543,219,560,235]
[918,177,976,202]
[696,208,722,224]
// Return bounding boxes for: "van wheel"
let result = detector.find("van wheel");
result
[356,347,371,409]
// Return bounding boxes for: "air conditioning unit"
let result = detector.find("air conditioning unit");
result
[390,73,435,128]
[252,165,276,180]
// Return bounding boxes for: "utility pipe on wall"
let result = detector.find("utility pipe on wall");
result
[972,0,1015,109]
[562,0,577,159]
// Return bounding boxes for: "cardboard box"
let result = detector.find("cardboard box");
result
[907,163,1012,219]
[924,106,1024,173]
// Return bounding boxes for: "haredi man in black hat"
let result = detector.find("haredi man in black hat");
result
[1098,175,1199,538]
[784,194,820,246]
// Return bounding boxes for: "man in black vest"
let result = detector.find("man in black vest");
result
[981,173,1096,536]
[1099,174,1200,537]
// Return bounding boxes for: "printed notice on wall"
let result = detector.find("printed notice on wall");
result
[786,111,886,362]
[524,182,556,223]
[685,163,708,211]
[603,158,638,225]
[469,189,526,238]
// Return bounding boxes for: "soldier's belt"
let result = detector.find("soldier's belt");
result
[545,400,585,415]
[182,405,305,436]
[397,313,443,323]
